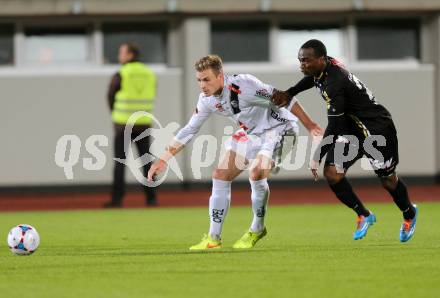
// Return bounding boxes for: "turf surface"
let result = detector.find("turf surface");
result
[1,203,439,298]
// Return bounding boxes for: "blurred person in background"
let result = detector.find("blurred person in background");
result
[104,42,157,208]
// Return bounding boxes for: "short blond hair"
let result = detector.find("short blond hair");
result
[194,55,223,75]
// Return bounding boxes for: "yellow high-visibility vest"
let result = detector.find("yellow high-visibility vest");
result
[112,62,156,125]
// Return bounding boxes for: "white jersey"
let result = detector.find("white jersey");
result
[175,74,299,145]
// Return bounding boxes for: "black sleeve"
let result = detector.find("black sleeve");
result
[108,72,121,111]
[286,75,315,97]
[313,80,346,162]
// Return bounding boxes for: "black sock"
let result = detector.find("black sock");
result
[329,178,370,217]
[387,179,415,220]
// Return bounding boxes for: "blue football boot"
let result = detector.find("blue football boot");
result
[400,204,418,243]
[353,213,376,240]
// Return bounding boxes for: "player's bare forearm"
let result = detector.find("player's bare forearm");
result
[290,101,323,181]
[290,102,323,136]
[159,140,185,162]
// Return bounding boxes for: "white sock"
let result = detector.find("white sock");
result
[208,179,231,240]
[250,178,269,233]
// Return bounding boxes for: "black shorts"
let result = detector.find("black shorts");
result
[324,119,399,177]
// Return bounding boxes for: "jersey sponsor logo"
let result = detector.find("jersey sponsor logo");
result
[270,109,288,123]
[255,88,271,100]
[368,157,395,170]
[215,102,225,112]
[335,135,350,143]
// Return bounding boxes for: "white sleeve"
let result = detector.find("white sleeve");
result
[237,74,275,107]
[174,96,212,145]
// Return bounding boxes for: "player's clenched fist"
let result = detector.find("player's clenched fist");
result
[271,90,292,107]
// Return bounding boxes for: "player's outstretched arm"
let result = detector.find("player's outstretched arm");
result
[147,140,184,182]
[148,93,213,182]
[286,75,315,97]
[272,76,315,107]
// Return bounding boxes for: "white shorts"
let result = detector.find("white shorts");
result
[225,124,297,161]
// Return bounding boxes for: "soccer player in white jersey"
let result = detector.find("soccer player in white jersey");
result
[148,55,323,250]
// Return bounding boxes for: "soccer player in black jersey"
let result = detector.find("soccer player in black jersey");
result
[275,39,418,242]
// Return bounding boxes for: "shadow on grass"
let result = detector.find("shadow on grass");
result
[38,247,284,257]
[8,241,433,260]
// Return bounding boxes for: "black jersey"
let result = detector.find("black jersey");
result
[287,57,394,161]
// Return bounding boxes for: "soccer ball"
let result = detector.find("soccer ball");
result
[7,224,40,255]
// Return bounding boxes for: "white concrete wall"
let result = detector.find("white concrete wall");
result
[0,67,183,186]
[0,64,434,186]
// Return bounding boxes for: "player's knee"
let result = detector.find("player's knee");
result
[380,175,398,191]
[323,165,345,184]
[249,166,265,180]
[212,168,233,180]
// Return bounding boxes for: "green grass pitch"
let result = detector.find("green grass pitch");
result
[1,203,439,298]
